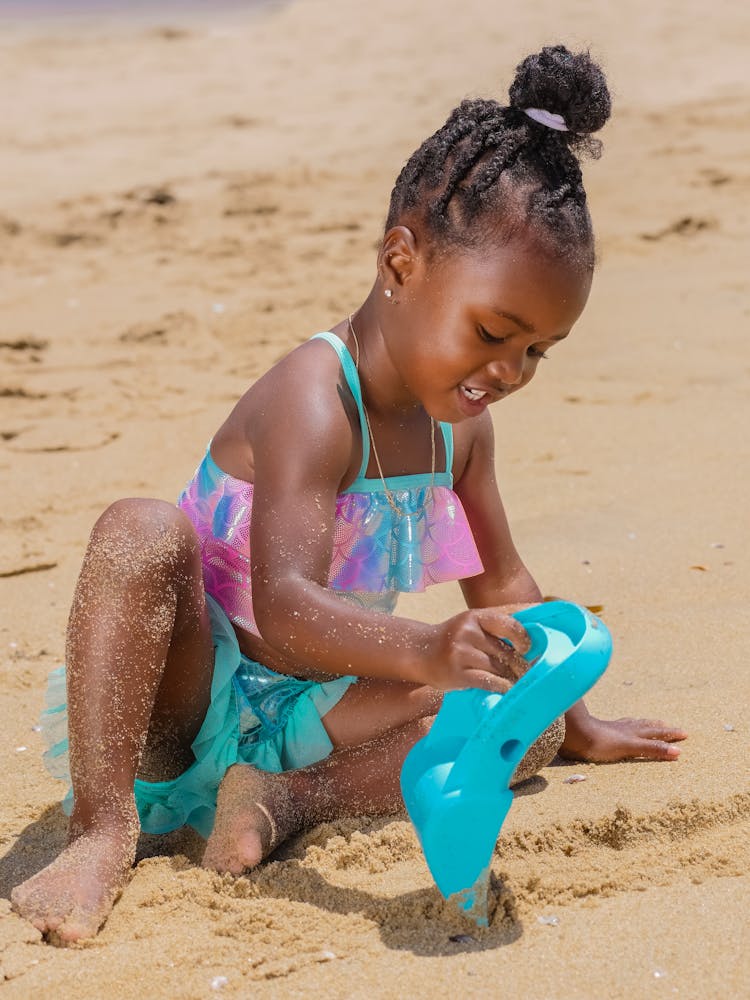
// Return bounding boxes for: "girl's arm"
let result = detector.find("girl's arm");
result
[454,412,687,762]
[243,342,528,694]
[453,411,542,611]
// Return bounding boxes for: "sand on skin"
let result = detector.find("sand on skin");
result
[1,0,749,996]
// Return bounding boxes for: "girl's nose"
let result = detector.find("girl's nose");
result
[487,353,526,386]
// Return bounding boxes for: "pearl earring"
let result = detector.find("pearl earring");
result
[384,289,393,299]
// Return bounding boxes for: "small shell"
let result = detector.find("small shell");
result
[563,773,587,784]
[537,915,560,926]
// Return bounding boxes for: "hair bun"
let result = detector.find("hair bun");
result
[508,45,611,137]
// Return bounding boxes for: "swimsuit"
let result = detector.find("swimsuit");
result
[177,331,483,629]
[41,332,483,838]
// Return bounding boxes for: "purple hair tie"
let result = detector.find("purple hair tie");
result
[523,107,569,132]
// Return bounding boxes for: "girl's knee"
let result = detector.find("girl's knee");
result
[87,498,200,578]
[510,716,566,786]
[95,497,188,536]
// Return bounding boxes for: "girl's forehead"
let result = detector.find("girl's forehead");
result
[431,241,593,315]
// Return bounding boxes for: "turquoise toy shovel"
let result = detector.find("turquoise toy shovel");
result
[400,601,612,916]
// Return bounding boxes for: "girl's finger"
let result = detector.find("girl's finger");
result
[636,739,681,760]
[647,723,688,740]
[644,727,688,743]
[461,670,512,695]
[461,643,520,683]
[468,628,528,680]
[612,736,681,762]
[490,648,529,680]
[474,608,531,654]
[627,719,688,742]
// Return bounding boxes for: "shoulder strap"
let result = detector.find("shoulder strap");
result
[439,421,454,477]
[310,332,370,480]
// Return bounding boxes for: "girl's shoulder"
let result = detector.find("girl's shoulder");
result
[249,337,359,435]
[214,335,342,420]
[210,336,360,486]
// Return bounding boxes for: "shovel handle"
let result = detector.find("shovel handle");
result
[443,604,611,794]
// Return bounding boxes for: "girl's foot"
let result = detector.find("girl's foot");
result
[10,825,137,944]
[202,765,300,875]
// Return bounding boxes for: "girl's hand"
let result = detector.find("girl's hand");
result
[560,714,688,763]
[426,607,532,693]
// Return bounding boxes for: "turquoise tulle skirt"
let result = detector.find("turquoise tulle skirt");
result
[40,595,357,839]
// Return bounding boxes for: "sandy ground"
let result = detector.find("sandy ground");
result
[1,0,749,996]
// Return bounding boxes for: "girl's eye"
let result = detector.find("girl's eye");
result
[478,325,507,345]
[527,346,550,360]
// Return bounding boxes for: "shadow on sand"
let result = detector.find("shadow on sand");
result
[1,775,547,955]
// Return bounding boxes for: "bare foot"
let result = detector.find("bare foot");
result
[202,765,300,875]
[11,826,137,945]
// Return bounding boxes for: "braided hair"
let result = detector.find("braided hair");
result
[385,46,612,263]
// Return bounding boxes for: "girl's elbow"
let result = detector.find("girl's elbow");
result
[251,575,311,651]
[252,592,288,648]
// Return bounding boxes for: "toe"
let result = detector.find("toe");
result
[55,908,103,944]
[10,891,49,934]
[11,880,60,932]
[234,830,265,871]
[202,831,256,875]
[201,837,226,873]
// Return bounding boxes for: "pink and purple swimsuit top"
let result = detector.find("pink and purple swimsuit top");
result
[177,331,484,636]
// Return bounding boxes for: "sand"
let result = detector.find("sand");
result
[1,0,749,995]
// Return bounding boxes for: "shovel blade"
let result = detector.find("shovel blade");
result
[404,754,514,900]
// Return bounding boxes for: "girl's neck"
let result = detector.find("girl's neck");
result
[343,287,422,418]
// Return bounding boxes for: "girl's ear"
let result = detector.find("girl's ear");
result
[378,226,421,291]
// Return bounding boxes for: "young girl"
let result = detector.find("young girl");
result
[12,45,686,944]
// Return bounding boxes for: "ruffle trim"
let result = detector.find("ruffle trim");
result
[177,451,484,633]
[39,595,355,839]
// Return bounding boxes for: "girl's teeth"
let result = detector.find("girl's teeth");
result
[462,386,486,401]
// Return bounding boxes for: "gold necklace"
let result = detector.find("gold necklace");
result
[347,313,435,518]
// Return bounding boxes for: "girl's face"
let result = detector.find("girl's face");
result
[384,234,593,423]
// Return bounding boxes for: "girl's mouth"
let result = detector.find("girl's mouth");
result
[460,385,488,402]
[457,383,493,416]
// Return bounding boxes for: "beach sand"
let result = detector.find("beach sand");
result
[1,0,749,996]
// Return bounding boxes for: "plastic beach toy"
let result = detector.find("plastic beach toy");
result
[400,601,612,919]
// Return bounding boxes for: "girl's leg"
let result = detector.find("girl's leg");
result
[203,713,433,875]
[203,678,564,875]
[12,499,214,943]
[321,677,442,747]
